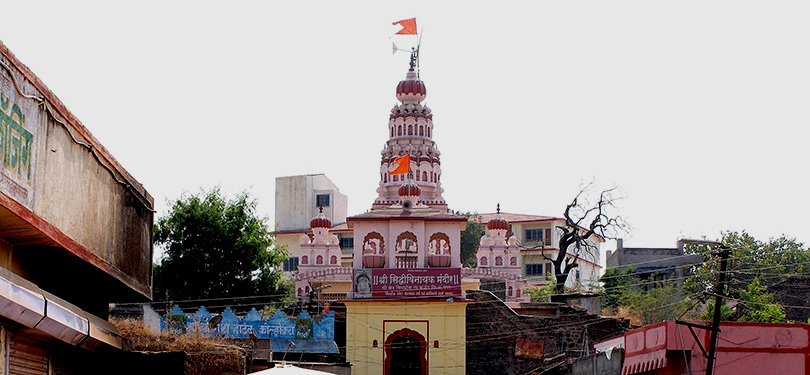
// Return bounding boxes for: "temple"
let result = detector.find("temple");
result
[274,48,604,373]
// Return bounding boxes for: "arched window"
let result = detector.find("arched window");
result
[301,255,309,264]
[297,288,303,297]
[415,172,420,181]
[330,255,337,264]
[510,257,517,266]
[305,286,310,293]
[419,126,424,136]
[384,174,388,182]
[517,288,521,298]
[495,256,503,266]
[428,127,431,137]
[316,255,323,265]
[398,125,402,136]
[508,286,513,297]
[390,127,394,137]
[480,257,488,266]
[422,171,427,181]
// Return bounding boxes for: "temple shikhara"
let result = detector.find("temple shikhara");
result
[274,47,603,374]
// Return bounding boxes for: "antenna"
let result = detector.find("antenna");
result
[392,42,411,55]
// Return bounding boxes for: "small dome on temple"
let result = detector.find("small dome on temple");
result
[396,70,427,103]
[309,207,331,229]
[398,183,421,197]
[487,204,509,231]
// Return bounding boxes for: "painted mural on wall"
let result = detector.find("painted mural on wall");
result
[160,305,339,353]
[0,60,40,209]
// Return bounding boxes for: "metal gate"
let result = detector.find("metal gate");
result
[8,333,48,375]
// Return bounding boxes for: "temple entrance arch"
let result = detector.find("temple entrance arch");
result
[384,328,427,375]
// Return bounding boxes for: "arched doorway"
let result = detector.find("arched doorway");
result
[384,328,427,375]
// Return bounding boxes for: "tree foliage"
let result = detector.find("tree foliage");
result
[735,277,786,322]
[686,231,809,294]
[616,281,697,326]
[544,186,626,293]
[600,231,802,325]
[457,212,487,267]
[153,188,288,306]
[599,267,633,309]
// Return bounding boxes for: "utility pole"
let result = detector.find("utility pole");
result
[706,246,731,375]
[674,239,731,375]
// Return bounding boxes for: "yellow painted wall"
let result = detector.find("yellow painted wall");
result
[345,300,468,375]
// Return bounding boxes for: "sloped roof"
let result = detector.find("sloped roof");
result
[475,212,562,224]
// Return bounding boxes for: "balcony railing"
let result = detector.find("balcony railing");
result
[395,256,418,269]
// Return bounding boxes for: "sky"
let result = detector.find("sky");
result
[2,1,809,256]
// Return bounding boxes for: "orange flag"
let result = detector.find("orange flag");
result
[392,18,417,35]
[388,154,410,175]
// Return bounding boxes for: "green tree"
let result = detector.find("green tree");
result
[153,188,289,306]
[736,277,786,322]
[526,273,557,302]
[457,212,486,267]
[685,231,809,302]
[599,267,633,309]
[617,280,697,325]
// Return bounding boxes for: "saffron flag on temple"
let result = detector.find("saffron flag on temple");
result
[389,154,410,175]
[392,18,417,35]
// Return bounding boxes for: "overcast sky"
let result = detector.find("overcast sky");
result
[3,1,808,255]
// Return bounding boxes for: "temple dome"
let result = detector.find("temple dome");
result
[396,70,426,103]
[309,208,331,229]
[487,205,509,231]
[398,183,421,197]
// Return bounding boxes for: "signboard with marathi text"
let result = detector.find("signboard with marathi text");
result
[353,268,462,298]
[0,58,40,209]
[160,305,339,354]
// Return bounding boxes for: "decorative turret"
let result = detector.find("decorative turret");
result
[487,204,510,233]
[398,183,420,208]
[307,207,337,246]
[310,206,332,229]
[373,49,446,210]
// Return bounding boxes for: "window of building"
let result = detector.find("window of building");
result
[525,263,544,276]
[508,286,513,297]
[282,257,299,272]
[339,237,354,250]
[495,256,503,266]
[480,256,488,266]
[525,229,544,241]
[510,257,517,266]
[301,256,308,264]
[316,194,330,208]
[316,255,323,265]
[330,255,337,264]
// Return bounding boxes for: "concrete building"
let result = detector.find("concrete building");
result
[606,239,703,281]
[275,174,347,232]
[0,41,153,373]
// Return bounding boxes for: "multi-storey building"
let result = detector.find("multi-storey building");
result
[0,41,153,373]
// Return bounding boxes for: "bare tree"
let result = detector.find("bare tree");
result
[541,186,626,293]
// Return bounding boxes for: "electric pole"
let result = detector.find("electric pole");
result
[706,245,731,375]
